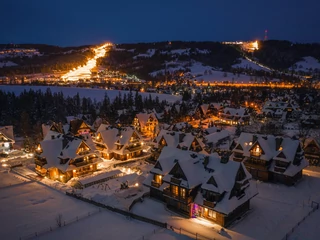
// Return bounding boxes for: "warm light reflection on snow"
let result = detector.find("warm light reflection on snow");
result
[62,43,112,81]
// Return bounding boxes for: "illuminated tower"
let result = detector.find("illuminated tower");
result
[264,30,268,41]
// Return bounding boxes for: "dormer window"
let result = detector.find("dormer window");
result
[255,145,260,153]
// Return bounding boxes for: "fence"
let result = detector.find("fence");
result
[281,201,319,240]
[19,208,102,240]
[128,192,150,211]
[167,224,220,240]
[66,192,167,228]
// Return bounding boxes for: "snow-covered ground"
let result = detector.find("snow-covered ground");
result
[40,212,190,240]
[0,85,182,103]
[0,61,18,68]
[0,169,190,240]
[0,181,98,239]
[0,170,27,187]
[294,56,320,72]
[232,58,270,71]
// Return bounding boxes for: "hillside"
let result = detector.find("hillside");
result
[0,44,94,76]
[99,41,318,83]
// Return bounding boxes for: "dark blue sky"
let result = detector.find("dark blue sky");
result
[2,0,319,46]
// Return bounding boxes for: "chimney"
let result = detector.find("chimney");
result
[179,133,186,143]
[220,152,229,164]
[253,135,258,143]
[276,137,283,151]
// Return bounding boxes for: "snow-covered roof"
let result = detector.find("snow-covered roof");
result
[97,126,143,155]
[154,130,204,151]
[232,132,308,176]
[149,147,257,215]
[222,107,248,117]
[40,134,100,172]
[135,112,158,128]
[205,130,230,144]
[0,125,14,142]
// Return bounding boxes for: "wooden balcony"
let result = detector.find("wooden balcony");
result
[151,181,161,188]
[72,159,94,167]
[78,150,91,156]
[233,156,244,162]
[127,144,142,152]
[245,158,270,170]
[203,199,215,208]
[171,177,181,185]
[163,189,193,204]
[235,179,249,189]
[35,159,47,167]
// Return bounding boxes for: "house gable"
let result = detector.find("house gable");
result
[0,133,8,142]
[276,151,286,159]
[169,162,187,181]
[207,176,218,188]
[235,143,243,151]
[154,161,162,171]
[76,141,90,154]
[249,141,265,155]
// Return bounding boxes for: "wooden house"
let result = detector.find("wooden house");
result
[94,126,144,160]
[153,130,205,152]
[133,113,159,138]
[231,133,308,185]
[0,126,15,153]
[34,134,102,183]
[303,138,320,166]
[144,147,257,227]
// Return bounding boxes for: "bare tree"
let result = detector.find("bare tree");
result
[298,122,311,146]
[56,214,63,227]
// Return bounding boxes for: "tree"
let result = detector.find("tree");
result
[182,91,191,101]
[235,124,242,136]
[298,122,311,146]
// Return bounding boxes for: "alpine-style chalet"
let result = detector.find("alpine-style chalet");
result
[303,138,320,166]
[153,130,205,152]
[231,133,308,185]
[94,126,145,160]
[133,112,159,138]
[35,134,102,183]
[144,147,257,227]
[219,107,250,125]
[0,125,15,153]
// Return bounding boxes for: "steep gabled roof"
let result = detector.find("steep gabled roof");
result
[0,125,14,142]
[135,113,158,128]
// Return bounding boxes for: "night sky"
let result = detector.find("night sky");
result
[2,0,319,46]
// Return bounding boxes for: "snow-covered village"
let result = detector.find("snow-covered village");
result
[1,2,320,239]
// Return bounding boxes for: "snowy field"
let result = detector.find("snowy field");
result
[0,171,190,240]
[0,61,18,68]
[294,56,320,72]
[0,181,98,239]
[232,58,271,71]
[0,171,26,188]
[0,85,182,103]
[40,211,191,240]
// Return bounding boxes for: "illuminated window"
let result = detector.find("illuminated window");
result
[154,174,162,183]
[255,145,260,153]
[208,209,216,219]
[180,188,186,198]
[172,185,178,196]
